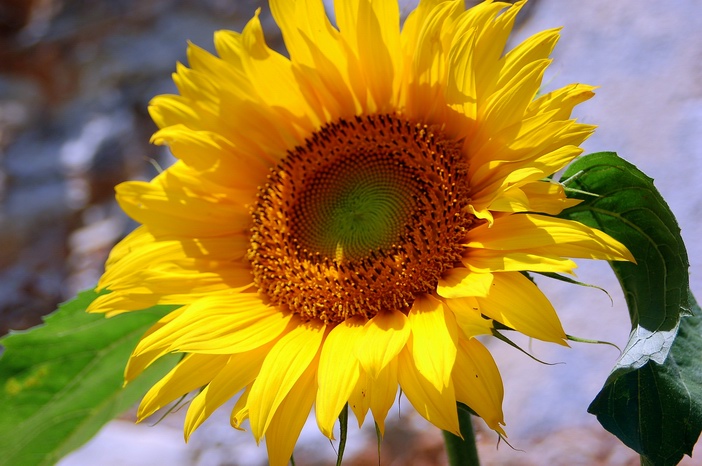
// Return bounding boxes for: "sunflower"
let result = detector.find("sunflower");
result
[89,0,634,463]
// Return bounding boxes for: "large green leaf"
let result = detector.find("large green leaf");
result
[0,290,178,466]
[559,152,699,465]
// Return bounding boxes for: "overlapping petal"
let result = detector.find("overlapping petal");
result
[265,358,319,466]
[476,272,567,344]
[247,318,325,440]
[356,308,410,378]
[397,347,460,436]
[138,353,229,421]
[407,294,458,390]
[184,344,273,439]
[453,338,505,434]
[466,213,635,262]
[348,358,399,435]
[316,316,365,437]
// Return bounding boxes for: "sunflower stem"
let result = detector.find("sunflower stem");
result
[443,406,480,466]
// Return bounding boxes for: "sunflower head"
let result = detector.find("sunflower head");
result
[89,1,634,464]
[250,114,474,324]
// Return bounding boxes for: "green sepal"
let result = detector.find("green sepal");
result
[335,403,349,466]
[0,290,178,466]
[535,271,613,305]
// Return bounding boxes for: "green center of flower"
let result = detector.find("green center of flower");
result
[249,114,473,324]
[291,146,418,261]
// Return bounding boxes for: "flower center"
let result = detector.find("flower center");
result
[291,140,419,261]
[249,114,473,324]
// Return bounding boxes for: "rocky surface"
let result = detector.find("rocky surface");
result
[1,0,699,464]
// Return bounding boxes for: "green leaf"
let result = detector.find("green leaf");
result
[0,290,178,466]
[589,292,702,466]
[559,152,699,465]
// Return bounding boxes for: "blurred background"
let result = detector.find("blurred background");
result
[0,0,699,464]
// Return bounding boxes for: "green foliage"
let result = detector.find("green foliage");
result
[560,152,700,465]
[0,291,177,466]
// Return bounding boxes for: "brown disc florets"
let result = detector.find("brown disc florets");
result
[249,114,473,324]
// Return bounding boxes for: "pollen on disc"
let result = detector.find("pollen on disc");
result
[249,114,474,324]
[292,146,420,261]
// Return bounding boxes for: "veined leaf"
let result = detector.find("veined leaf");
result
[560,152,699,465]
[0,290,178,466]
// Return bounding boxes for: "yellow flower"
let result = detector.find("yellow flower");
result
[89,0,634,464]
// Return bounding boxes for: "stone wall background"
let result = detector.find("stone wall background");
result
[1,0,699,464]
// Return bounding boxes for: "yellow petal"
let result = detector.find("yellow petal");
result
[470,1,522,104]
[349,358,399,436]
[397,347,460,436]
[403,0,464,120]
[131,294,290,357]
[356,309,410,378]
[230,384,251,430]
[265,356,318,466]
[166,304,292,354]
[137,353,229,421]
[270,0,340,68]
[407,295,458,390]
[97,230,248,289]
[487,180,582,215]
[499,28,560,91]
[453,338,505,435]
[90,226,252,316]
[476,272,567,344]
[466,213,635,262]
[469,145,586,212]
[479,59,550,136]
[502,145,585,188]
[446,27,477,120]
[149,93,206,132]
[348,369,370,428]
[248,319,325,440]
[239,9,316,126]
[445,1,509,119]
[443,297,493,338]
[99,225,152,270]
[463,250,577,274]
[184,344,273,440]
[335,0,400,111]
[115,169,251,238]
[316,317,365,438]
[518,180,583,214]
[150,125,270,190]
[368,358,398,436]
[123,307,186,381]
[527,82,597,121]
[437,268,494,299]
[269,0,359,117]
